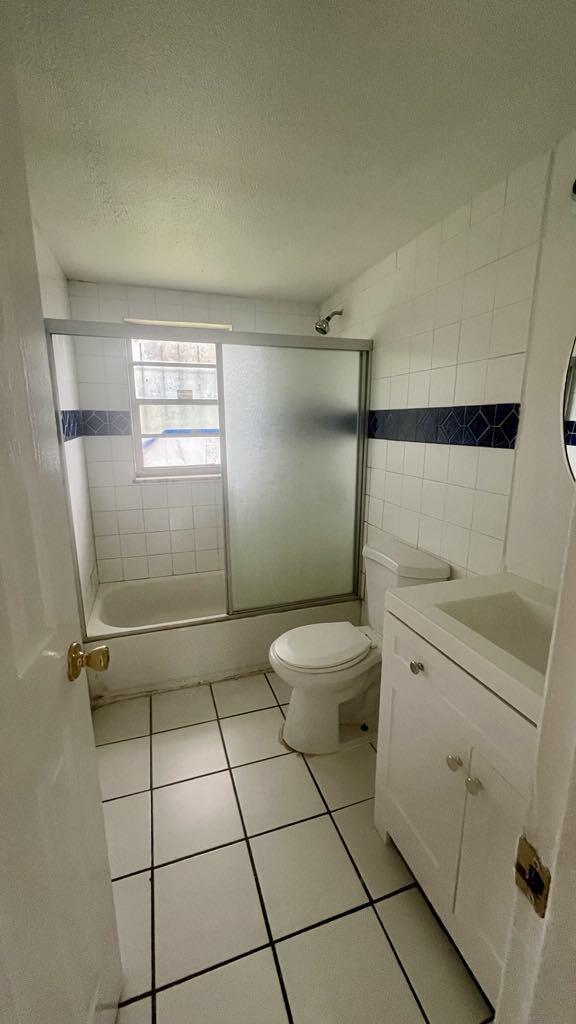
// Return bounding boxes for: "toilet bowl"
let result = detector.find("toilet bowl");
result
[270,537,449,754]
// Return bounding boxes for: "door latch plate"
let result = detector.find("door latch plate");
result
[515,835,551,918]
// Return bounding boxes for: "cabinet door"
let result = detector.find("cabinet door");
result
[375,619,470,916]
[452,746,531,1004]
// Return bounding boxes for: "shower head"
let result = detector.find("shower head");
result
[314,309,343,335]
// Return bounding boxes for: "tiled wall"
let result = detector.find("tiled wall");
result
[33,225,99,611]
[65,280,319,585]
[324,151,551,577]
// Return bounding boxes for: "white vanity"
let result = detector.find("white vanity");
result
[374,572,556,1006]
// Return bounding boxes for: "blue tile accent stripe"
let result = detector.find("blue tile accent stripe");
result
[60,409,132,440]
[565,420,576,446]
[368,404,520,448]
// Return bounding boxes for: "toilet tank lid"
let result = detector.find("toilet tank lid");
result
[362,540,449,580]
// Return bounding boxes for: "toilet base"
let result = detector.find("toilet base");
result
[282,688,340,754]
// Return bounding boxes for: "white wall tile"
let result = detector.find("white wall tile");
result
[144,509,170,532]
[98,558,124,583]
[421,480,446,519]
[400,476,422,513]
[413,291,436,334]
[385,472,403,506]
[146,531,172,555]
[389,375,409,408]
[120,533,147,558]
[386,442,405,474]
[418,514,443,555]
[466,210,502,272]
[428,365,456,406]
[196,550,220,572]
[438,231,467,286]
[90,487,116,512]
[95,535,121,559]
[123,557,149,581]
[172,552,197,575]
[484,353,525,403]
[462,263,497,319]
[369,468,386,500]
[118,510,145,534]
[467,531,504,574]
[472,491,508,539]
[148,554,173,577]
[454,360,487,405]
[407,370,430,407]
[499,185,546,257]
[490,299,531,356]
[458,313,491,362]
[440,522,470,569]
[366,497,383,529]
[169,508,195,531]
[115,485,143,510]
[432,323,460,367]
[447,447,479,489]
[444,485,475,529]
[93,511,119,536]
[409,333,433,371]
[476,449,514,494]
[424,444,449,482]
[506,151,549,204]
[403,443,425,478]
[170,530,196,553]
[494,244,538,308]
[435,278,464,327]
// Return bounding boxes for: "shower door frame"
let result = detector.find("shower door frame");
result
[45,319,372,631]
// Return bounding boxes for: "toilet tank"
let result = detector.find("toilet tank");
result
[363,538,449,635]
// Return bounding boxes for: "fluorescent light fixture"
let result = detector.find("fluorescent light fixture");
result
[123,318,233,330]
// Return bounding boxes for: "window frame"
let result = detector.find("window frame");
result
[127,339,222,479]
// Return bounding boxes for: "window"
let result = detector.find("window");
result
[129,338,221,477]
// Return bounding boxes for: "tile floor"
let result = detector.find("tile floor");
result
[93,673,494,1024]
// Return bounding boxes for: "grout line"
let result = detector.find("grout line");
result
[274,902,372,944]
[372,910,431,1024]
[148,696,157,1024]
[153,942,271,996]
[96,732,151,749]
[372,882,418,903]
[118,990,153,1008]
[210,684,294,1024]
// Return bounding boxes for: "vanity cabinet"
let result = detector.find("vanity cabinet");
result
[375,612,536,1005]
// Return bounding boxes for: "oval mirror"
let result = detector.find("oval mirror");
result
[564,342,576,479]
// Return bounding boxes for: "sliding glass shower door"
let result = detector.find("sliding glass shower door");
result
[221,343,364,612]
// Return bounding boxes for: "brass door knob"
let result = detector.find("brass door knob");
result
[67,642,110,681]
[409,660,424,675]
[465,776,484,796]
[446,754,463,772]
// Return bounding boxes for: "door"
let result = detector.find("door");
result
[375,618,469,916]
[452,747,532,1003]
[221,342,363,611]
[0,59,121,1024]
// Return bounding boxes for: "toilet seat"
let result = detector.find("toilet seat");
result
[271,621,373,674]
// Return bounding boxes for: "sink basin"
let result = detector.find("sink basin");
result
[437,591,554,675]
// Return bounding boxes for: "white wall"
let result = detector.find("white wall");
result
[324,151,551,579]
[65,280,319,585]
[506,130,576,589]
[33,226,98,614]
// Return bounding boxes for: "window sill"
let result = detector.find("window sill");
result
[134,473,222,483]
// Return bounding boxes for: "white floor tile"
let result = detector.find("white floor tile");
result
[113,872,151,1001]
[250,816,366,938]
[152,686,215,732]
[154,772,243,864]
[103,792,151,878]
[266,671,292,705]
[306,744,376,809]
[97,738,150,801]
[152,722,227,787]
[154,843,268,986]
[117,997,152,1024]
[277,907,424,1023]
[93,697,150,746]
[233,753,325,835]
[156,949,288,1024]
[376,888,491,1023]
[221,707,287,767]
[333,800,414,899]
[212,673,276,717]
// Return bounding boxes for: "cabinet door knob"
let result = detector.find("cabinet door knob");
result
[409,660,424,675]
[465,776,484,796]
[446,754,463,772]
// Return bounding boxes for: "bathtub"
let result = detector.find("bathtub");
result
[85,571,361,697]
[87,571,227,636]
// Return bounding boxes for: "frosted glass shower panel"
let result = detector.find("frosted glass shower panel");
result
[222,344,360,610]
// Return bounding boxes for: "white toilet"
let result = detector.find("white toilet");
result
[269,538,449,754]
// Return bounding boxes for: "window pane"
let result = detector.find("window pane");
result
[131,339,216,364]
[142,436,220,468]
[134,366,217,400]
[139,403,219,434]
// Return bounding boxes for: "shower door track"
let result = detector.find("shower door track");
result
[45,319,373,637]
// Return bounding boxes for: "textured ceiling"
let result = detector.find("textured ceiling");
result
[7,0,576,301]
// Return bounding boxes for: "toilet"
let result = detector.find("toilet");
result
[269,537,449,754]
